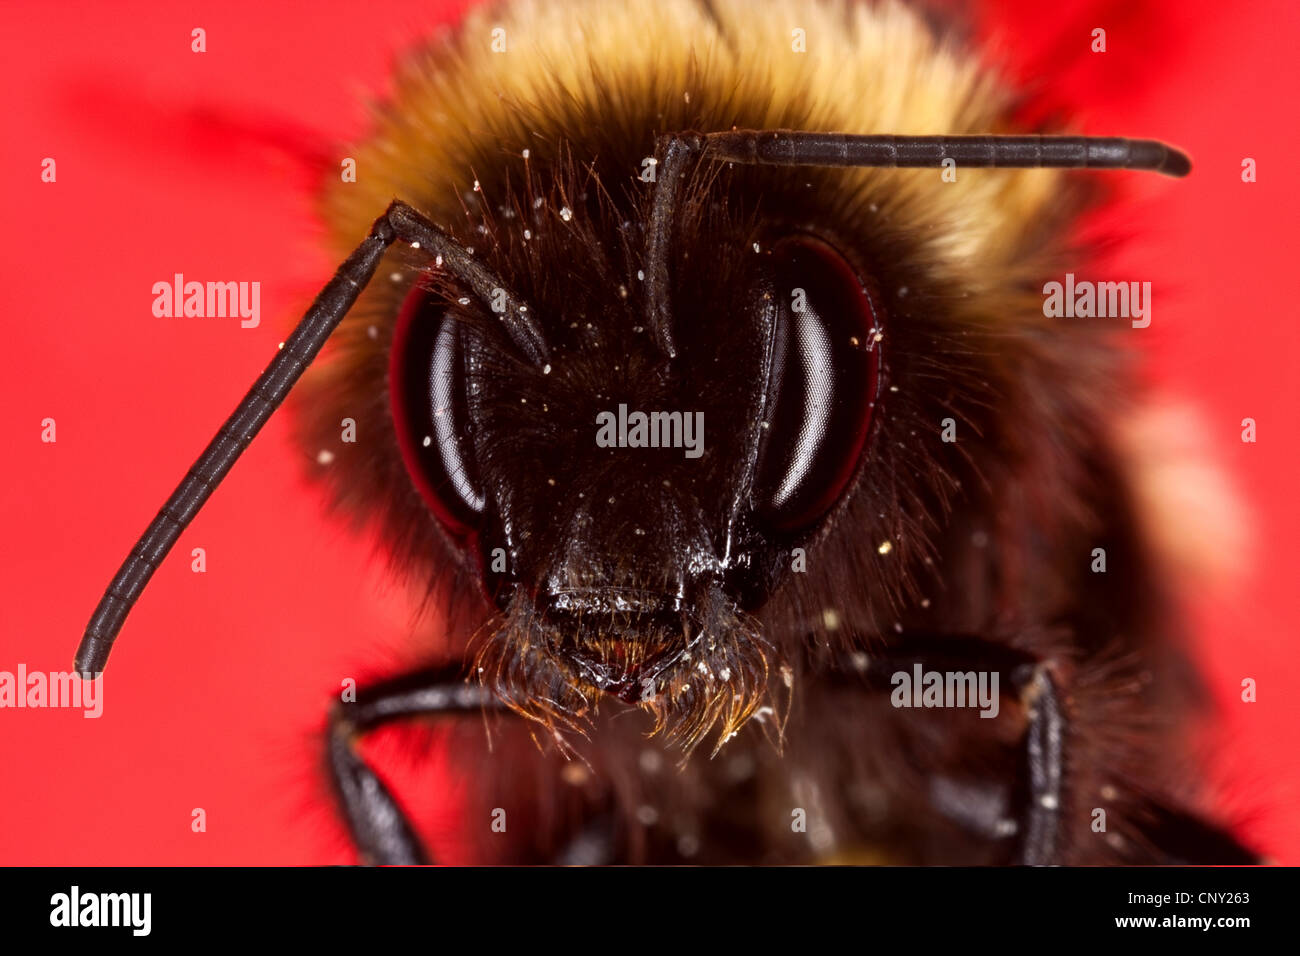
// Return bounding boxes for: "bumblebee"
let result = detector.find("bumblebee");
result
[80,0,1255,864]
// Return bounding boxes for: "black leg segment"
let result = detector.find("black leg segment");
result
[831,635,1065,864]
[327,664,500,865]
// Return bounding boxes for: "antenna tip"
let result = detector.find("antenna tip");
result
[1161,147,1192,178]
[74,635,112,677]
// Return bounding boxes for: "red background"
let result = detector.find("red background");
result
[0,0,1295,864]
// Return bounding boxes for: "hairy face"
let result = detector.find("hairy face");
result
[296,113,1092,753]
[294,2,1097,757]
[382,164,888,751]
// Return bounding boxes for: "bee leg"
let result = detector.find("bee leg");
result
[1009,662,1064,866]
[835,637,1063,864]
[326,664,498,865]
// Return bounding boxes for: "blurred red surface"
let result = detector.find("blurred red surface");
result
[0,0,1295,864]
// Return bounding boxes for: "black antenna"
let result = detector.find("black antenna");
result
[643,129,1191,357]
[701,131,1191,177]
[77,201,545,675]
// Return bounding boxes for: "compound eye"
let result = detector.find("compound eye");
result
[752,235,883,534]
[390,287,486,537]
